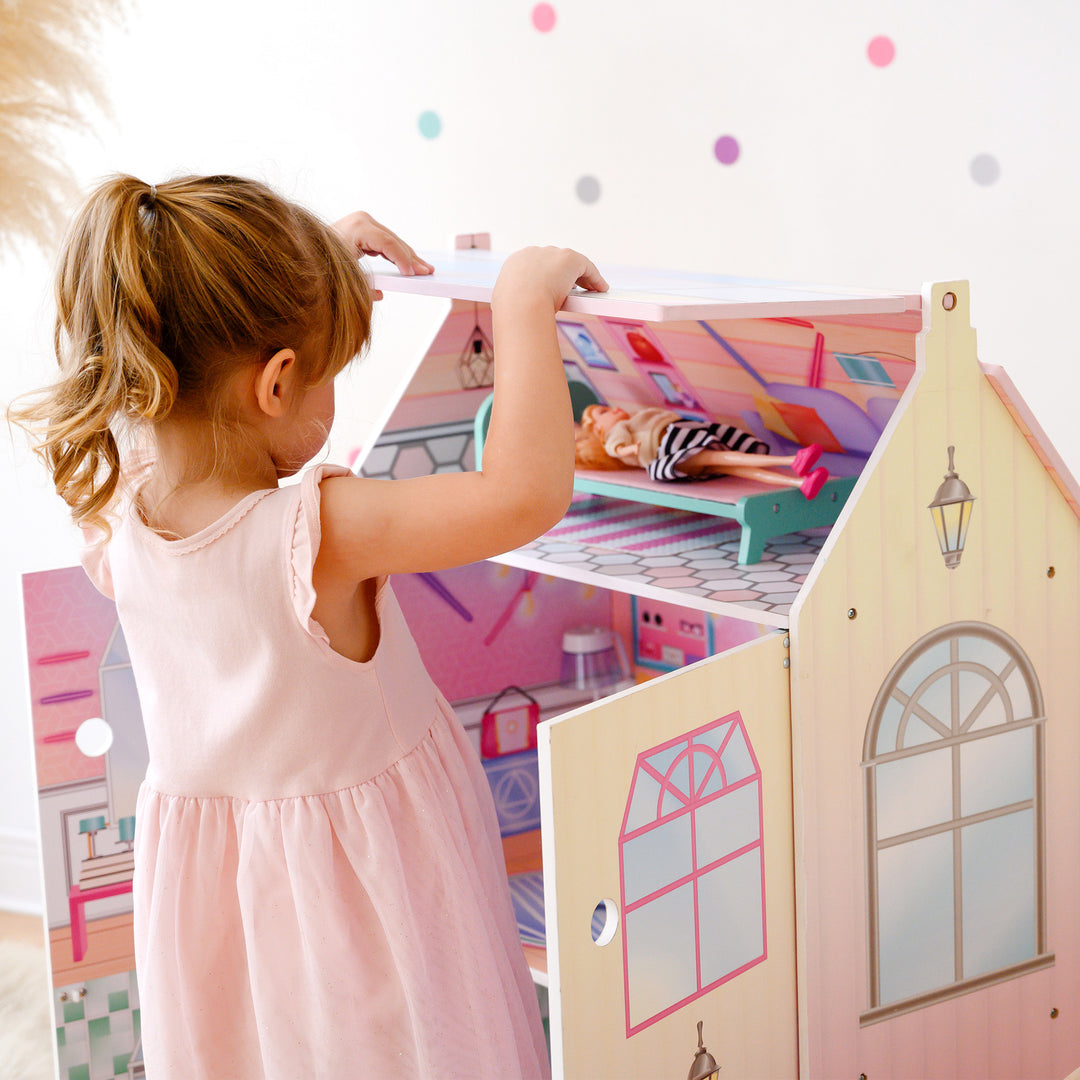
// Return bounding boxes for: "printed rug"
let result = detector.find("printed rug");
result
[547,494,738,556]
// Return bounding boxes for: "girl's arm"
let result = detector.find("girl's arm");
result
[317,247,608,583]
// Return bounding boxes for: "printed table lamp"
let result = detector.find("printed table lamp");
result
[687,1020,721,1080]
[118,815,136,851]
[928,445,975,569]
[78,815,107,860]
[560,626,632,699]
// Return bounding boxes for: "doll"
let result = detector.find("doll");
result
[575,404,830,499]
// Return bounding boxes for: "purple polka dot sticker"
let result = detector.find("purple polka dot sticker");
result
[532,3,556,32]
[713,136,740,166]
[867,36,895,67]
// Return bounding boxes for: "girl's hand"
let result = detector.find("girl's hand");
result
[493,246,609,311]
[332,212,434,299]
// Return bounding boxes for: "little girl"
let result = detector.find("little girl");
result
[13,173,606,1079]
[575,403,829,498]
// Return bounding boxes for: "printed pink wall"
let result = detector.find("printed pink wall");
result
[394,563,613,703]
[379,301,495,432]
[23,567,117,789]
[557,312,920,478]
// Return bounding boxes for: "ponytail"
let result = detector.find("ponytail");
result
[11,176,178,534]
[10,173,374,534]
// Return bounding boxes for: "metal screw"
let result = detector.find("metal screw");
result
[772,503,780,514]
[847,608,857,620]
[1051,1007,1059,1018]
[783,658,790,669]
[1048,566,1056,578]
[783,637,790,649]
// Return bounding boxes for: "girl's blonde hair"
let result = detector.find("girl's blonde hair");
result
[10,173,374,532]
[574,404,636,471]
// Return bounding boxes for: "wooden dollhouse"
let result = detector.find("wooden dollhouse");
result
[22,245,1080,1080]
[361,243,1080,1080]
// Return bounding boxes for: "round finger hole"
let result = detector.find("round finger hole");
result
[75,717,114,757]
[591,898,619,946]
[942,291,957,311]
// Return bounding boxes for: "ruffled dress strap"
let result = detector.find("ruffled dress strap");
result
[288,463,355,643]
[80,524,114,599]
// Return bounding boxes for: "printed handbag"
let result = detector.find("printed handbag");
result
[480,685,541,758]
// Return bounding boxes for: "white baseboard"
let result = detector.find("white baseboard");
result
[0,828,43,915]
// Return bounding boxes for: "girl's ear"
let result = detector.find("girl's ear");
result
[254,348,298,418]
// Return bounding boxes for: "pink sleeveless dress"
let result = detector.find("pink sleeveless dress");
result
[82,464,549,1079]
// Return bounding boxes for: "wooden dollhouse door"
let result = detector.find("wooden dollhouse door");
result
[538,632,798,1079]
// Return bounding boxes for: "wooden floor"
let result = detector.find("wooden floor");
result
[0,909,47,949]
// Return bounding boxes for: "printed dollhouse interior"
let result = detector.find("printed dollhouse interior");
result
[24,247,1080,1079]
[359,245,922,623]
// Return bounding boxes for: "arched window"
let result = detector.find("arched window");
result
[619,712,766,1034]
[862,622,1052,1023]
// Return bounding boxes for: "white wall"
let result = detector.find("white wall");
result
[3,0,1078,909]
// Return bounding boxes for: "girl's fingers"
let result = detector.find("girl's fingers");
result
[574,257,608,293]
[334,212,434,276]
[363,234,434,277]
[359,217,434,277]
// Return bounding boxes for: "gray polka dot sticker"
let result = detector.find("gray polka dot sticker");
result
[575,175,601,204]
[970,154,1000,186]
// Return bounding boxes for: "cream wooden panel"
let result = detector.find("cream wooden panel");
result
[790,282,1080,1079]
[370,249,917,322]
[539,633,797,1080]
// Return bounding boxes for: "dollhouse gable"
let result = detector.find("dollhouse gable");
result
[789,281,1080,1079]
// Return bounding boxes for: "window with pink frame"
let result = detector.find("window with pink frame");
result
[618,712,767,1035]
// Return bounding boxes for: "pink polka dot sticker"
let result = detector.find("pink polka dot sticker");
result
[713,135,740,166]
[532,3,556,32]
[867,35,895,67]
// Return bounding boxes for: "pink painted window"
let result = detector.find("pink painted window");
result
[619,712,766,1035]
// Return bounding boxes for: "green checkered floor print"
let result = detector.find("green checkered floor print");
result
[55,969,140,1079]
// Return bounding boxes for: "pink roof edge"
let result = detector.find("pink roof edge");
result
[981,363,1080,520]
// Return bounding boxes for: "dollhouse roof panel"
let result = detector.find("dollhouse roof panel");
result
[980,363,1080,521]
[367,249,921,322]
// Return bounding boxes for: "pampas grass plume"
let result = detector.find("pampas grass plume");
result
[0,0,119,254]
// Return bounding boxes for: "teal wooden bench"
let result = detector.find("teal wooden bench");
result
[473,389,857,565]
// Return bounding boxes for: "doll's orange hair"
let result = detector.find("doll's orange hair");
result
[574,404,636,471]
